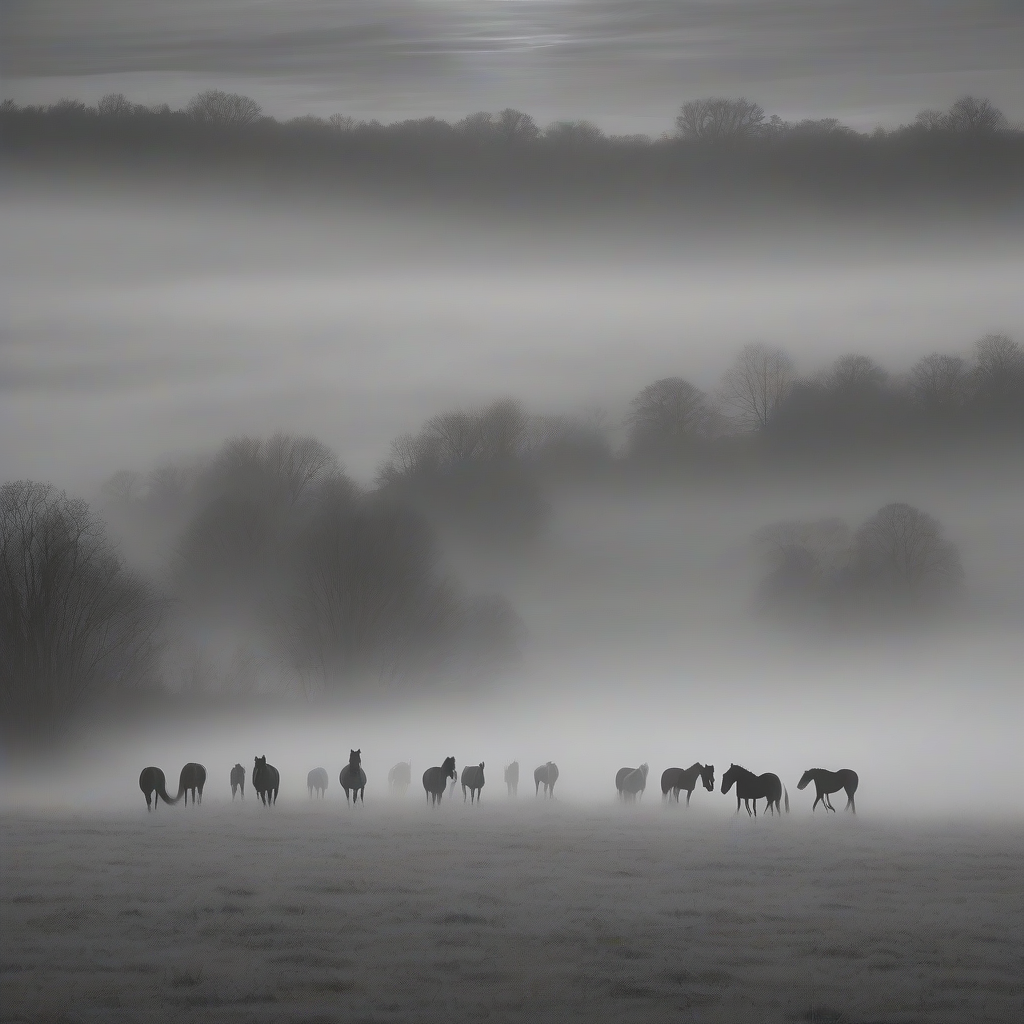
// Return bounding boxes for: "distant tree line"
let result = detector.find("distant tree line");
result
[1,435,523,741]
[374,332,1022,545]
[1,92,1021,214]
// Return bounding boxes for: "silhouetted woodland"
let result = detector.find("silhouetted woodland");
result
[2,92,1021,215]
[1,436,523,741]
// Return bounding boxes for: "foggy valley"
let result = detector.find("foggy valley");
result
[2,2,1024,1020]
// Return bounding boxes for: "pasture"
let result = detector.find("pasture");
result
[2,803,1021,1023]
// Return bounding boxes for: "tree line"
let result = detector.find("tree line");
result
[1,436,523,743]
[2,92,1021,214]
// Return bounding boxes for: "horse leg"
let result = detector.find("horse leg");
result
[847,791,856,814]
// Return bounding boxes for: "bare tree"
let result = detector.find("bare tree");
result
[477,399,531,460]
[719,343,796,429]
[824,354,888,393]
[495,108,539,142]
[853,502,964,603]
[544,120,604,146]
[908,353,973,414]
[423,410,482,466]
[185,90,263,127]
[627,377,717,454]
[675,98,766,142]
[0,482,159,736]
[943,96,1007,133]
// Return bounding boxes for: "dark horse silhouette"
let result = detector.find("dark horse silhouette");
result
[797,768,858,813]
[139,767,178,811]
[461,762,485,803]
[423,756,457,805]
[230,763,245,800]
[534,762,559,797]
[307,767,329,799]
[616,764,649,801]
[176,762,207,806]
[340,749,366,804]
[253,755,280,806]
[661,763,715,805]
[721,763,788,817]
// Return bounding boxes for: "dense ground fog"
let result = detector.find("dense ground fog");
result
[3,807,1022,1023]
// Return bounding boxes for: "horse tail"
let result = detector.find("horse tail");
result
[158,780,179,805]
[784,786,789,813]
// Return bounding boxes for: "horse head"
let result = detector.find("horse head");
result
[721,764,736,794]
[701,764,715,791]
[349,749,361,770]
[255,755,266,771]
[442,756,457,780]
[797,769,814,791]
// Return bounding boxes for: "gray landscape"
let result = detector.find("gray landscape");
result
[2,1,1023,1021]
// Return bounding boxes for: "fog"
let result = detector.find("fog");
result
[3,190,1022,487]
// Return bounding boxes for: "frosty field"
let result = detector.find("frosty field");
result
[2,803,1021,1024]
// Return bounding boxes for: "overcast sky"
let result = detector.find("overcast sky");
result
[4,0,1024,133]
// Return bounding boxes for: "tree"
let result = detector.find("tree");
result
[627,377,717,455]
[719,343,796,430]
[544,120,604,146]
[675,98,766,142]
[0,482,159,737]
[944,96,1007,134]
[971,333,1024,422]
[495,108,539,142]
[853,502,964,605]
[908,353,973,416]
[287,494,461,686]
[185,90,263,127]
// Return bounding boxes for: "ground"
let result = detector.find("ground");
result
[2,803,1021,1023]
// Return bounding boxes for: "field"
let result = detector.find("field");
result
[2,802,1021,1024]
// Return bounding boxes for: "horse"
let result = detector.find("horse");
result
[616,764,649,801]
[423,757,457,805]
[307,767,329,799]
[253,755,280,806]
[388,762,412,797]
[797,768,858,813]
[176,762,207,806]
[461,762,485,803]
[534,762,559,797]
[339,749,366,805]
[230,763,245,800]
[139,767,178,811]
[721,763,788,817]
[504,761,519,797]
[661,763,715,805]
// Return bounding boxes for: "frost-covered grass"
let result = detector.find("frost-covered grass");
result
[2,803,1021,1023]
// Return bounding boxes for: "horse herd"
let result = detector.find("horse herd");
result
[140,755,859,816]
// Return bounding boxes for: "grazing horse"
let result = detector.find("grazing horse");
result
[616,764,649,801]
[307,767,329,799]
[721,763,788,817]
[340,749,367,805]
[388,762,412,797]
[139,767,178,811]
[423,757,457,805]
[230,763,245,800]
[504,761,519,797]
[176,762,207,806]
[461,762,485,803]
[253,755,280,806]
[534,762,559,798]
[797,768,858,813]
[661,763,715,805]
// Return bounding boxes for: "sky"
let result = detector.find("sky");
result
[4,0,1024,133]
